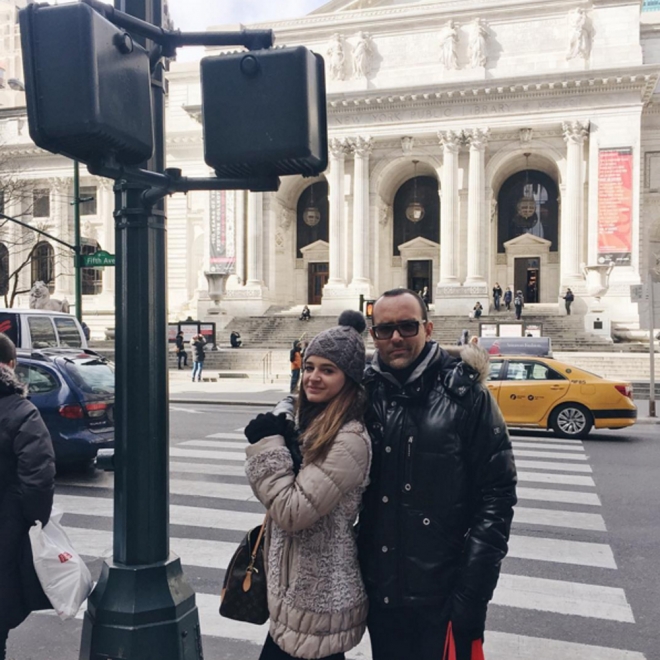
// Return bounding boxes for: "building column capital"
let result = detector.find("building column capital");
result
[350,135,373,158]
[329,137,350,159]
[438,130,462,154]
[562,120,590,145]
[465,127,490,151]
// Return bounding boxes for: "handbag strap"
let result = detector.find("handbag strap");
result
[251,511,270,561]
[443,623,486,660]
[242,511,270,593]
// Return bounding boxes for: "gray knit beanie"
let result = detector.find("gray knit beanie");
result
[304,310,366,384]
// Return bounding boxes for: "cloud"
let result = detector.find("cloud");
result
[168,0,328,31]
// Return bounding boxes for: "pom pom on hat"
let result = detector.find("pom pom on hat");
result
[337,309,367,334]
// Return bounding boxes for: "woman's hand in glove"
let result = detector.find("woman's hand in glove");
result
[245,412,292,444]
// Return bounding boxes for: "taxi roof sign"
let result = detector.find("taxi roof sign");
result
[478,336,552,357]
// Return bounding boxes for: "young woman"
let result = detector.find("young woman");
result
[245,311,371,660]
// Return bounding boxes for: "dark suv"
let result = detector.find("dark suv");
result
[15,349,115,468]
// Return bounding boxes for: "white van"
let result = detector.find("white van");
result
[0,308,88,350]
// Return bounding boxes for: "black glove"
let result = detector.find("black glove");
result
[449,593,487,650]
[282,426,303,475]
[245,412,291,445]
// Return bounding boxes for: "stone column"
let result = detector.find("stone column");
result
[327,138,349,286]
[465,128,490,284]
[96,178,115,297]
[561,121,589,281]
[234,190,246,285]
[350,136,373,290]
[438,130,462,285]
[246,191,263,286]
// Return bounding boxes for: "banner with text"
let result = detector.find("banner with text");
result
[598,148,633,267]
[209,190,235,274]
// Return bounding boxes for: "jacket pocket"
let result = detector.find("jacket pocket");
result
[280,535,296,590]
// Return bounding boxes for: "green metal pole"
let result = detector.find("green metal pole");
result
[73,159,83,322]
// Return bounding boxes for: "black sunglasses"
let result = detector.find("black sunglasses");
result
[371,320,426,340]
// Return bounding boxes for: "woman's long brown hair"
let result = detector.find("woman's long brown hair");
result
[296,377,366,465]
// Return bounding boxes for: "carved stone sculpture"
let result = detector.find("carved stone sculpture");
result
[439,20,458,71]
[567,8,590,60]
[29,281,70,313]
[401,136,414,155]
[468,18,488,68]
[327,33,346,81]
[353,32,374,79]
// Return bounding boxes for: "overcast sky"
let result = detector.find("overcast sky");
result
[167,0,328,31]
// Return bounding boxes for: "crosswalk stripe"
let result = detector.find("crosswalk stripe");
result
[170,461,247,477]
[56,494,264,531]
[517,471,595,487]
[517,487,601,506]
[180,440,247,451]
[170,447,245,462]
[493,574,635,622]
[513,506,606,531]
[514,449,588,461]
[508,535,616,568]
[485,631,646,660]
[507,436,583,445]
[512,441,585,452]
[516,459,592,473]
[206,432,247,440]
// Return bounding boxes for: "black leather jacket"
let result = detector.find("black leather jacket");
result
[358,342,517,634]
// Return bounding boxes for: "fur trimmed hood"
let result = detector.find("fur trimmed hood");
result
[0,363,26,398]
[443,344,491,384]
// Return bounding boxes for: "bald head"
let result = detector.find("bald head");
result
[0,332,16,369]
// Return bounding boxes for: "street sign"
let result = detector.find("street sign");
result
[630,284,646,302]
[80,250,115,267]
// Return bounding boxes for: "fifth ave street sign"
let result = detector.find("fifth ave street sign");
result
[80,250,116,267]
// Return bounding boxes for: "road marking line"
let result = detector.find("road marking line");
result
[493,574,635,622]
[517,487,600,506]
[514,449,588,461]
[513,506,606,531]
[516,471,595,487]
[170,461,247,477]
[170,447,245,462]
[512,441,585,452]
[205,432,247,440]
[179,440,246,451]
[509,436,583,445]
[508,535,616,568]
[56,494,264,531]
[515,459,592,473]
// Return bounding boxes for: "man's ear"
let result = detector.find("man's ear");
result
[8,359,16,371]
[425,321,434,339]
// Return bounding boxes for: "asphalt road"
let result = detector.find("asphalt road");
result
[6,404,659,660]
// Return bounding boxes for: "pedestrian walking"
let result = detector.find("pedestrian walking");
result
[244,311,372,660]
[190,334,206,382]
[0,333,55,659]
[359,289,516,660]
[472,301,483,319]
[230,330,242,348]
[492,282,502,311]
[514,290,524,320]
[457,329,470,346]
[503,287,512,311]
[175,331,188,369]
[563,288,575,315]
[289,340,302,393]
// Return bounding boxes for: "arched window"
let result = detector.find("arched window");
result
[497,170,559,252]
[31,241,55,292]
[392,176,440,255]
[296,181,329,257]
[81,241,103,295]
[0,243,8,296]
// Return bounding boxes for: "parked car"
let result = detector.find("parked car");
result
[0,308,88,350]
[486,355,637,438]
[15,348,114,467]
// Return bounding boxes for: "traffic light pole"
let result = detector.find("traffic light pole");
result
[79,1,203,658]
[73,160,83,323]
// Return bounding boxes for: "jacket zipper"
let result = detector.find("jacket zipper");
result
[280,535,294,589]
[404,435,413,489]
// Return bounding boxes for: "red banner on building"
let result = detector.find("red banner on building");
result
[598,148,633,266]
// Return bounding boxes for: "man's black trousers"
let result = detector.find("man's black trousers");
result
[367,605,474,660]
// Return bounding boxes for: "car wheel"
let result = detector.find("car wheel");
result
[550,403,593,439]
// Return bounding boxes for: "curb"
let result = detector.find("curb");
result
[635,417,660,425]
[170,398,275,407]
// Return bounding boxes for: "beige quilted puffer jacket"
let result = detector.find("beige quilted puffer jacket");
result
[245,420,372,659]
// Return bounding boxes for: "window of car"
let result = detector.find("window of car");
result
[63,358,115,397]
[505,361,566,381]
[487,360,504,381]
[54,317,83,348]
[15,363,59,394]
[27,316,58,348]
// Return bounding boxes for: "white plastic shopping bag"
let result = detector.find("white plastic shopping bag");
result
[29,505,94,620]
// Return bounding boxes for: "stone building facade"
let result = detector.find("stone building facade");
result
[2,0,660,332]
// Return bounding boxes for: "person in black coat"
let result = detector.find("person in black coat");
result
[191,335,206,382]
[175,331,188,369]
[562,288,575,315]
[0,333,55,659]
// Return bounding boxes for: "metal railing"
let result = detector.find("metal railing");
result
[262,351,273,384]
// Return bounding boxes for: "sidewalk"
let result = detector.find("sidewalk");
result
[168,369,660,424]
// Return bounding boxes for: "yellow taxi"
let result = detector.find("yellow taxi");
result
[485,355,637,438]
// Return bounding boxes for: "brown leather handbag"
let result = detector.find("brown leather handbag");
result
[219,513,269,625]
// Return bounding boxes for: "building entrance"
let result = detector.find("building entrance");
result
[514,257,540,303]
[407,259,432,302]
[309,262,329,305]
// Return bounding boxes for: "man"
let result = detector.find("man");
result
[358,289,517,660]
[230,330,242,348]
[0,333,55,659]
[563,288,575,315]
[289,340,302,393]
[175,331,188,369]
[514,290,524,320]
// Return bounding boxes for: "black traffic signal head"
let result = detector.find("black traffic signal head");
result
[19,2,153,166]
[201,46,328,179]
